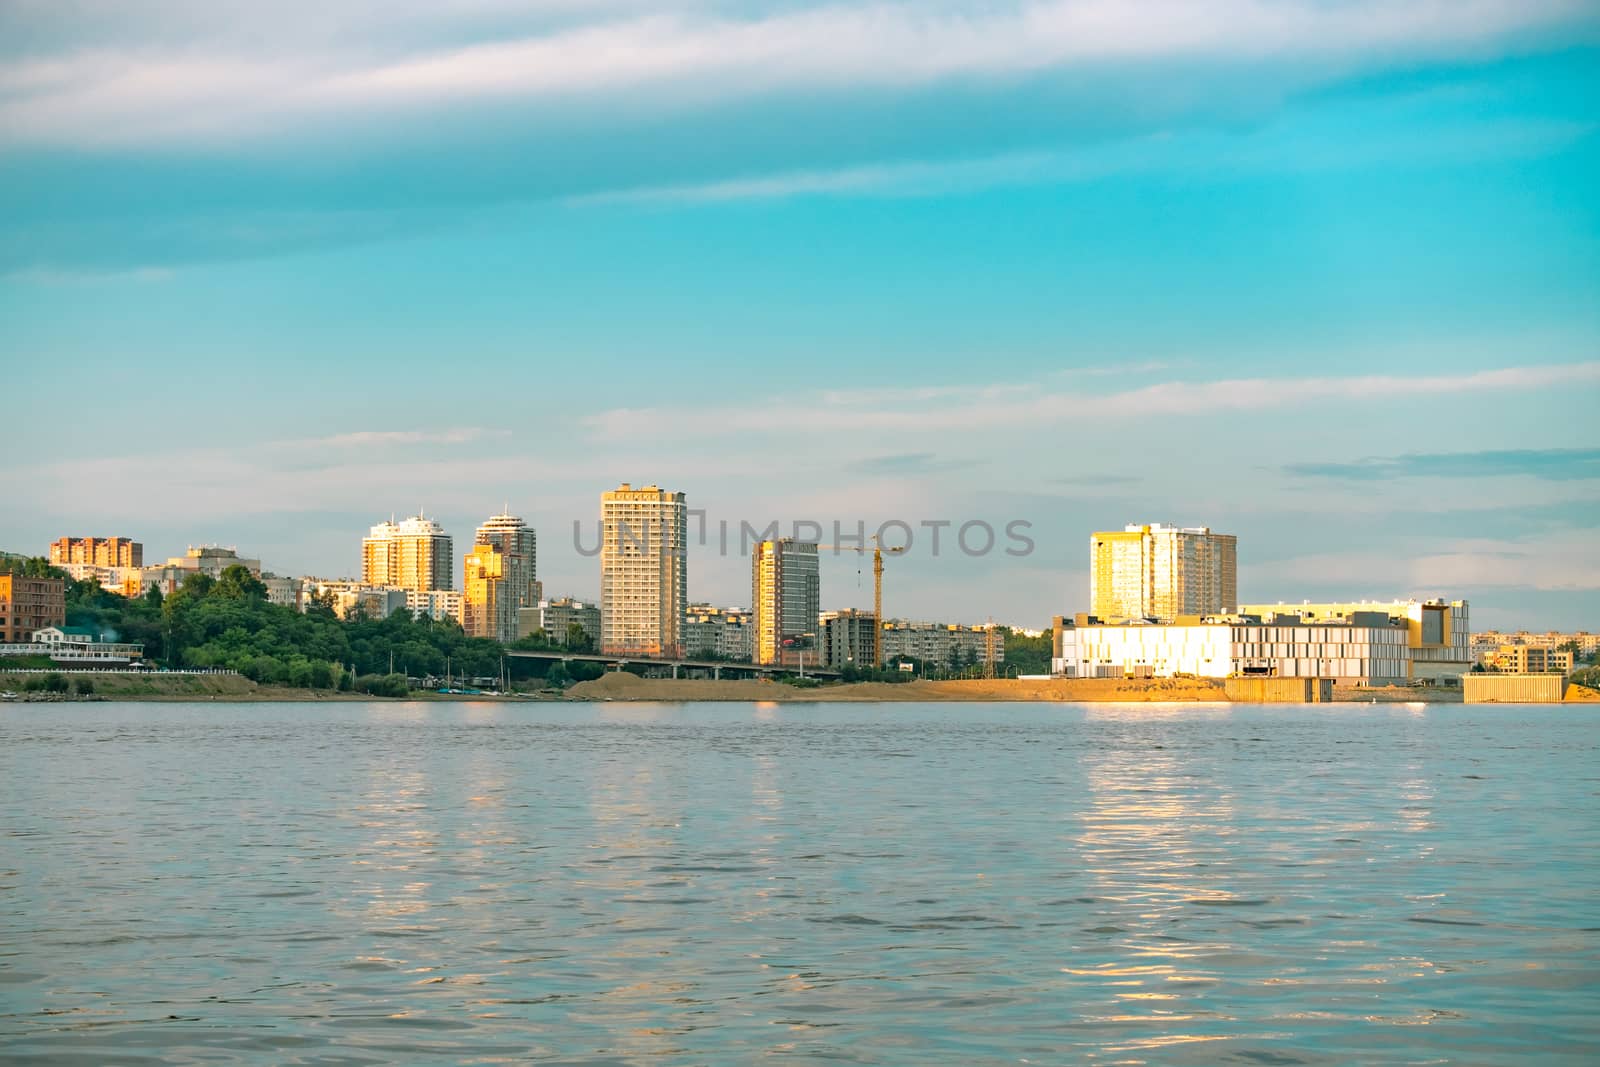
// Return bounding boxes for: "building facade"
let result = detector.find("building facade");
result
[1237,600,1471,681]
[1090,523,1237,621]
[684,605,754,661]
[407,588,464,624]
[1473,630,1600,658]
[263,576,308,611]
[819,609,878,670]
[462,543,518,644]
[475,513,539,614]
[880,620,1003,667]
[140,546,263,595]
[752,538,820,666]
[50,537,143,569]
[600,484,688,658]
[362,515,453,592]
[1486,645,1574,674]
[0,574,66,643]
[1052,599,1471,685]
[526,598,602,647]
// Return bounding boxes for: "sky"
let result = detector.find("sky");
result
[2,0,1598,631]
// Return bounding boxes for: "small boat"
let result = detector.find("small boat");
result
[1,691,17,702]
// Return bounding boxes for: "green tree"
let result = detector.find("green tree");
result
[214,565,268,600]
[565,622,594,653]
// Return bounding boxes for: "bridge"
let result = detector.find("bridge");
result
[504,649,840,680]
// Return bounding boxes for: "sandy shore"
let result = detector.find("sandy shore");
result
[12,672,1582,704]
[565,673,1236,703]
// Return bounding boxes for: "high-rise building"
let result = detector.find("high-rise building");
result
[362,515,453,592]
[463,543,517,643]
[474,513,538,614]
[1089,523,1237,621]
[600,483,687,658]
[50,537,142,568]
[752,538,820,666]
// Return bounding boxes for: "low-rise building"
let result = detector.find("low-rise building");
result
[141,546,263,595]
[1473,630,1600,658]
[264,576,308,611]
[0,574,66,643]
[18,625,144,663]
[683,605,753,661]
[305,580,407,621]
[530,598,602,647]
[1485,645,1574,674]
[55,562,144,598]
[881,620,1003,667]
[407,588,464,624]
[1051,598,1471,685]
[1237,600,1471,681]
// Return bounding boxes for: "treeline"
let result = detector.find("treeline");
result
[47,561,519,692]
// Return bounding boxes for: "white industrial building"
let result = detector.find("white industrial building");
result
[1052,600,1469,686]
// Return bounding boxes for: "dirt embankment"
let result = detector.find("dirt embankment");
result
[564,672,1230,703]
[7,673,369,701]
[1565,683,1600,703]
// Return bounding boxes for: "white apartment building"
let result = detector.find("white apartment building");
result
[600,484,688,658]
[407,588,464,624]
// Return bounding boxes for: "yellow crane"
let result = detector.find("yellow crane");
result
[816,534,906,668]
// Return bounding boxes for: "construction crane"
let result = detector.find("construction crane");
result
[815,534,906,668]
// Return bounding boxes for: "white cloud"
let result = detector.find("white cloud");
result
[570,117,1595,206]
[298,428,511,449]
[584,360,1600,438]
[0,0,1590,147]
[1246,531,1600,593]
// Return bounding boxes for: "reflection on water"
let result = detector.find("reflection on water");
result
[2,701,1597,1065]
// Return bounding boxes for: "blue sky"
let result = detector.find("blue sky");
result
[2,0,1597,630]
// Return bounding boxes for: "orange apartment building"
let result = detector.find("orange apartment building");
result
[0,574,67,643]
[49,536,143,568]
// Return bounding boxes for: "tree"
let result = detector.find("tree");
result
[566,622,594,653]
[73,677,95,696]
[214,565,268,601]
[546,661,572,688]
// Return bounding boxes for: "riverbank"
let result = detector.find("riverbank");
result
[10,672,1586,704]
[566,673,1237,703]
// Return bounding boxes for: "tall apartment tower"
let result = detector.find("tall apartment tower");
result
[1089,523,1237,621]
[50,537,142,568]
[753,538,820,666]
[600,483,687,658]
[362,514,453,592]
[462,543,516,643]
[474,512,538,613]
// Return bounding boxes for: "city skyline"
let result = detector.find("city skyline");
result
[3,2,1597,629]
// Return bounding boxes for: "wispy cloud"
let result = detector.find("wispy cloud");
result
[848,452,980,476]
[2,265,174,284]
[585,360,1600,438]
[571,117,1594,206]
[301,428,511,449]
[1,0,1591,147]
[1286,447,1600,482]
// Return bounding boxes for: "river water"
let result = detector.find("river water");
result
[2,701,1596,1064]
